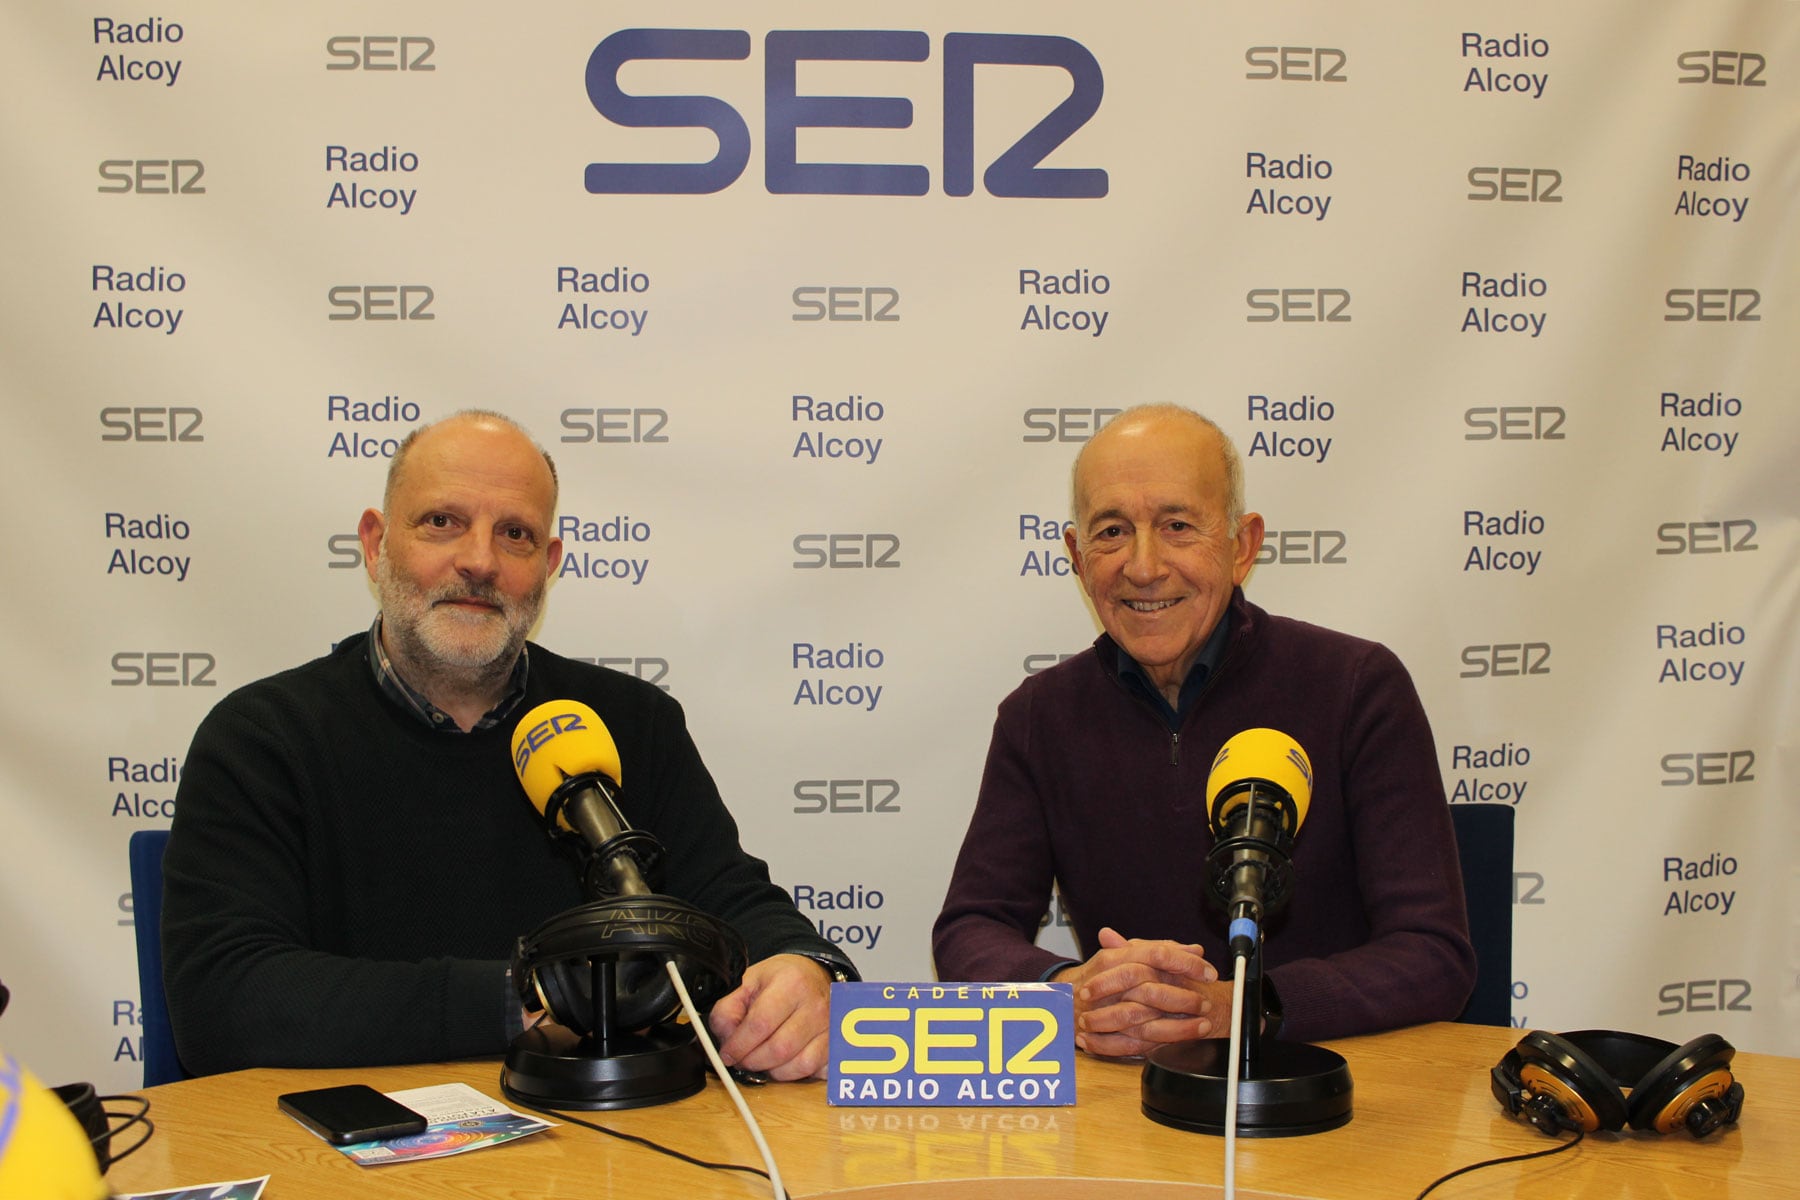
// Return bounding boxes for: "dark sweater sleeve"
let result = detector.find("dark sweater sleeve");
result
[931,687,1071,982]
[1264,644,1477,1041]
[162,691,505,1074]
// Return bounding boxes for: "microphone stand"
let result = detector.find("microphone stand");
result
[1141,925,1352,1136]
[503,945,713,1111]
[1141,782,1354,1137]
[501,782,744,1110]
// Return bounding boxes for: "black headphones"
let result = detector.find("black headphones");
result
[52,1082,153,1172]
[510,894,747,1035]
[1491,1029,1744,1137]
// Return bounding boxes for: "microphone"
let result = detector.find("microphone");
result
[512,699,657,900]
[502,700,749,1110]
[1203,728,1314,958]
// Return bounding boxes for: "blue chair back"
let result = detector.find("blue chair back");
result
[129,828,189,1085]
[1448,804,1514,1027]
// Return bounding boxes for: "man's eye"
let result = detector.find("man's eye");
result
[503,526,529,541]
[428,514,451,528]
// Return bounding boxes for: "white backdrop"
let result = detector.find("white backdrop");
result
[2,2,1795,1093]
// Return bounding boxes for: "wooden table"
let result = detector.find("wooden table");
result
[103,1023,1796,1199]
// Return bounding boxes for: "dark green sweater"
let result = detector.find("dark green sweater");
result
[164,633,848,1074]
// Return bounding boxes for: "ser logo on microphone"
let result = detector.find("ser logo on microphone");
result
[513,711,588,774]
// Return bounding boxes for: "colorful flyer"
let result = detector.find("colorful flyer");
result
[115,1175,270,1199]
[337,1083,553,1166]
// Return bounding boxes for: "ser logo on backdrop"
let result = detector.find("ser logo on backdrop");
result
[1664,289,1760,322]
[326,533,363,569]
[794,287,900,323]
[794,533,901,570]
[1466,168,1561,203]
[1245,289,1350,323]
[1675,50,1766,86]
[1459,642,1550,679]
[569,657,671,691]
[1256,531,1347,566]
[1660,750,1754,788]
[1658,980,1751,1016]
[795,779,900,815]
[1246,46,1346,82]
[1514,872,1545,906]
[1464,406,1564,442]
[111,651,216,687]
[98,159,204,194]
[100,407,203,442]
[325,35,436,71]
[581,29,1104,197]
[1654,519,1757,556]
[560,408,669,443]
[1021,408,1120,443]
[328,285,435,321]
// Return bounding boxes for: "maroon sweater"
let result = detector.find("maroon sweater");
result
[933,590,1475,1042]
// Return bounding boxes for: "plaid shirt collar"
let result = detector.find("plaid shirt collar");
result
[365,615,530,733]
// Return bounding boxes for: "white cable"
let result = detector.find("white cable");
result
[1224,955,1249,1200]
[665,960,788,1200]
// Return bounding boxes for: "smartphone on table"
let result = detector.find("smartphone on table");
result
[278,1083,428,1145]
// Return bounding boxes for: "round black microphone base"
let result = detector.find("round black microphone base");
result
[501,1021,707,1111]
[1142,1039,1353,1137]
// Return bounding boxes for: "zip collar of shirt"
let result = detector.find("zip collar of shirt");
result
[1114,608,1233,731]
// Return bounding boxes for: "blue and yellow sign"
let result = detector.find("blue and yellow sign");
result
[827,982,1075,1106]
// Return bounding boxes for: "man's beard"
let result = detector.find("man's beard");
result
[376,552,546,679]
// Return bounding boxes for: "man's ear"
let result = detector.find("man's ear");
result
[1231,513,1266,585]
[357,508,385,582]
[1063,525,1085,582]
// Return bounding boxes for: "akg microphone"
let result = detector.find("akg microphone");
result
[504,699,747,1067]
[1204,728,1314,957]
[512,699,657,900]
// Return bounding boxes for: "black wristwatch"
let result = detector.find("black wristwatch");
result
[799,953,856,984]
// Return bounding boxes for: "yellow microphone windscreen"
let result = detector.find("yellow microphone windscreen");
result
[1205,727,1314,831]
[511,699,623,820]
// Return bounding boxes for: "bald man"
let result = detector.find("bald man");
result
[164,411,854,1079]
[933,404,1474,1055]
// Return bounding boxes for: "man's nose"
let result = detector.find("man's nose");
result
[1123,531,1165,583]
[455,531,500,580]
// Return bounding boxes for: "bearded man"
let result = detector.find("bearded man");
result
[163,411,853,1078]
